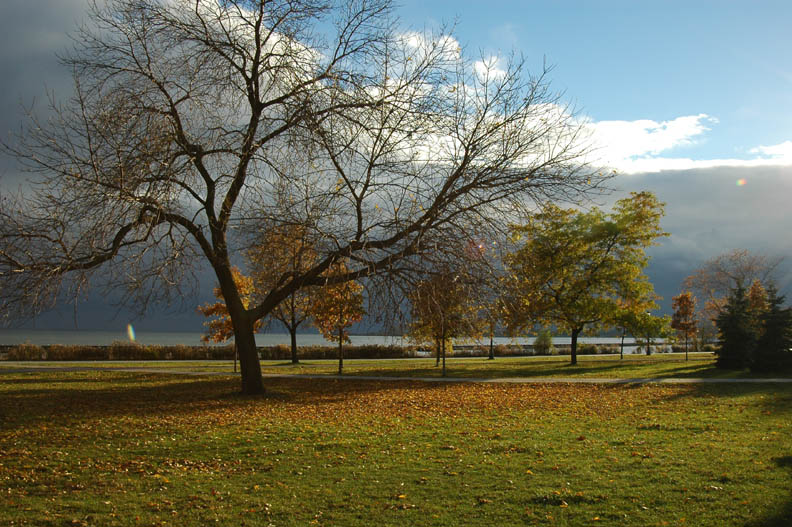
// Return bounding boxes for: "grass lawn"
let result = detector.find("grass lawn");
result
[1,370,791,526]
[3,353,789,379]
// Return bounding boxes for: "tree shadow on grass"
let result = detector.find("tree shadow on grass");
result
[0,370,458,432]
[745,456,792,527]
[340,360,650,379]
[656,382,792,416]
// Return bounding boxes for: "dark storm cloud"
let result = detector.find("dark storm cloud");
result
[0,0,92,180]
[613,165,792,312]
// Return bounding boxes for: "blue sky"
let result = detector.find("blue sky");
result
[396,0,792,171]
[1,0,791,330]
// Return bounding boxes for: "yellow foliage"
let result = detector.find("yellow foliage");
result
[197,267,262,343]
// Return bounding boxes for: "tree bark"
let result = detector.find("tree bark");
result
[488,327,495,360]
[217,263,264,394]
[236,324,263,394]
[338,326,344,375]
[685,334,688,361]
[620,329,625,360]
[570,328,581,365]
[435,338,440,367]
[290,326,299,364]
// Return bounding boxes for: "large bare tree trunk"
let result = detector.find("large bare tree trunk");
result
[236,324,263,395]
[218,265,264,394]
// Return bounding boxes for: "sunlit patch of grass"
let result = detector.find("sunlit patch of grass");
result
[1,371,791,526]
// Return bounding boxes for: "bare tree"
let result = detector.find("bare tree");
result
[683,249,782,335]
[1,0,603,394]
[408,267,482,377]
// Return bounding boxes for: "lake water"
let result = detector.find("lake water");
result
[0,329,646,348]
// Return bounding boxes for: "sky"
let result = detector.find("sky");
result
[1,0,791,331]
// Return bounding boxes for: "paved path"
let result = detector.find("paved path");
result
[2,365,792,384]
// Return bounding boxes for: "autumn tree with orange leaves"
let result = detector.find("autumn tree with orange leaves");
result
[198,267,264,370]
[249,225,317,364]
[671,291,697,360]
[310,262,364,375]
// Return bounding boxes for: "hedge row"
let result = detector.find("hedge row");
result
[1,342,418,361]
[1,341,689,361]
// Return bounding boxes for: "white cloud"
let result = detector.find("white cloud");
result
[611,155,792,174]
[750,140,792,160]
[585,114,792,174]
[398,32,461,61]
[587,114,714,166]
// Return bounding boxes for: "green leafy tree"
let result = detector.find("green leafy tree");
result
[629,312,673,355]
[715,286,757,369]
[613,309,668,358]
[671,291,697,360]
[532,328,555,355]
[752,286,792,373]
[505,192,667,364]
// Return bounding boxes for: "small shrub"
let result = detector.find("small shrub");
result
[533,330,555,355]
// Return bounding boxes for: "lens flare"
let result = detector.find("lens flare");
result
[126,324,136,342]
[736,178,747,186]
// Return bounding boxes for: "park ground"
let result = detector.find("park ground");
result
[2,355,791,526]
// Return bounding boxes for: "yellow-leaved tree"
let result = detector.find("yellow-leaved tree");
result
[310,261,364,375]
[249,225,317,364]
[671,291,697,359]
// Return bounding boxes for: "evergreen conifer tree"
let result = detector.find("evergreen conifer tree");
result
[752,286,792,372]
[715,286,757,369]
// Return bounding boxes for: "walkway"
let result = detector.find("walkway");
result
[2,365,792,384]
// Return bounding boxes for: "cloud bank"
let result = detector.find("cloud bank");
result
[586,114,792,174]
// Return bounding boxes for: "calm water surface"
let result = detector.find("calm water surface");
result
[0,329,645,349]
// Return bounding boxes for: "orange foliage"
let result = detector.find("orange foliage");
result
[197,267,262,343]
[671,291,697,338]
[248,224,317,330]
[310,262,364,344]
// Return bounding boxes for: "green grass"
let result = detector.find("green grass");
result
[1,370,791,526]
[3,353,789,379]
